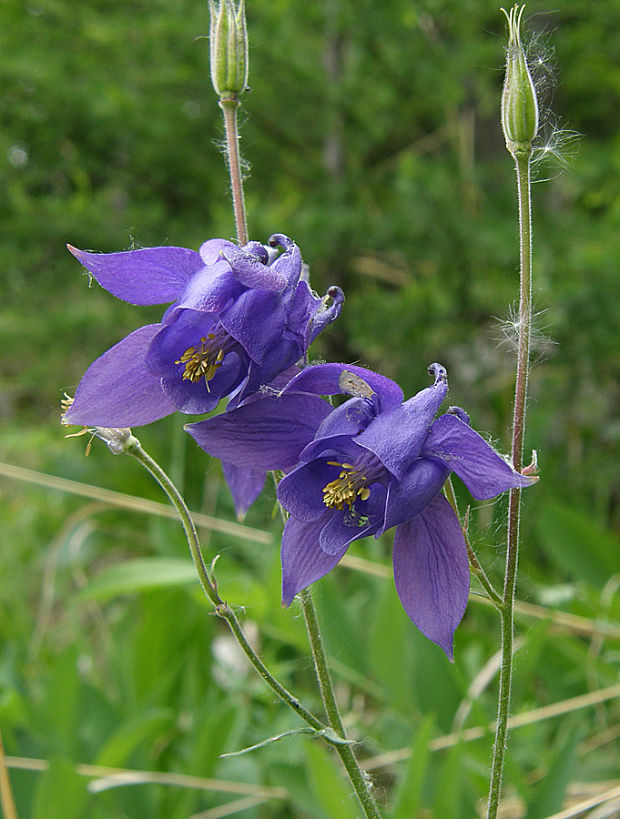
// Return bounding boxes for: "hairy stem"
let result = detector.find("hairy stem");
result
[486,150,532,819]
[127,440,325,734]
[301,588,382,819]
[220,97,248,245]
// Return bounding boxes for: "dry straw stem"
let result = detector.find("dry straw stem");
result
[189,795,272,819]
[0,730,18,819]
[360,683,620,770]
[3,459,619,643]
[545,782,620,819]
[6,756,287,802]
[0,461,270,544]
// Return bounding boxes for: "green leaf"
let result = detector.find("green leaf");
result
[304,741,359,819]
[94,707,175,768]
[368,582,415,714]
[221,727,316,757]
[536,501,619,586]
[32,757,89,819]
[525,725,582,819]
[79,558,198,599]
[389,716,434,819]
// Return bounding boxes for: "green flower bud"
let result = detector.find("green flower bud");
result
[501,5,539,156]
[208,0,248,99]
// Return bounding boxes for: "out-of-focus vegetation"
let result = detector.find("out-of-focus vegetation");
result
[1,1,618,817]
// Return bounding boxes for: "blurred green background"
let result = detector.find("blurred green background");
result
[1,0,619,817]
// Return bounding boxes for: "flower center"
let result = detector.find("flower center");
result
[175,327,234,389]
[322,462,371,511]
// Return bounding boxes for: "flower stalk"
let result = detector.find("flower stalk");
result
[300,588,382,819]
[487,113,535,819]
[125,437,328,735]
[443,477,502,609]
[208,0,249,245]
[220,97,248,246]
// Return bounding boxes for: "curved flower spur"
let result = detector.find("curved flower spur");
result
[62,234,343,428]
[187,362,538,659]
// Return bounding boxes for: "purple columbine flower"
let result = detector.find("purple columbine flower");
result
[187,362,537,659]
[63,234,343,428]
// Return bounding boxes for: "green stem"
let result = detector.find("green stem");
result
[486,150,532,819]
[443,477,502,608]
[126,440,325,734]
[300,588,382,819]
[220,96,248,245]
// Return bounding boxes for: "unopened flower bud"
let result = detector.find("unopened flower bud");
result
[208,0,248,99]
[501,5,539,156]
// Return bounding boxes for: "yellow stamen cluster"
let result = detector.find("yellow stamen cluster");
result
[175,334,225,388]
[322,461,371,511]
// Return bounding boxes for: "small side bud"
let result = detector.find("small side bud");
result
[208,0,248,99]
[501,5,539,156]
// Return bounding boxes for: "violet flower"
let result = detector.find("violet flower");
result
[63,234,343,428]
[187,362,537,659]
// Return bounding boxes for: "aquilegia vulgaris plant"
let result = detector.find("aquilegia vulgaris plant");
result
[187,361,536,659]
[63,234,343,427]
[51,5,552,819]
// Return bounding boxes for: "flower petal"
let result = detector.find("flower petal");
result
[222,246,288,291]
[355,364,448,478]
[199,238,237,264]
[380,457,449,533]
[393,495,469,661]
[221,462,266,520]
[234,332,303,404]
[161,351,246,414]
[68,245,202,305]
[281,363,404,411]
[422,413,538,499]
[185,393,332,470]
[281,513,348,606]
[220,289,287,364]
[277,459,341,521]
[318,484,386,554]
[173,263,243,315]
[63,324,175,427]
[268,238,303,290]
[297,400,377,462]
[304,285,345,348]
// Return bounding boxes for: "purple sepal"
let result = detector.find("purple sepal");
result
[185,393,332,470]
[281,363,404,411]
[281,514,348,606]
[221,462,266,520]
[63,324,176,427]
[393,495,469,661]
[67,245,203,305]
[422,414,538,499]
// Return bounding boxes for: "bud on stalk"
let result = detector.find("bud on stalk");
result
[501,5,539,156]
[208,0,248,99]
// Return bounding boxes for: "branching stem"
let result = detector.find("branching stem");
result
[127,440,325,734]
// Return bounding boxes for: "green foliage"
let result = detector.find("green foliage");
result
[1,0,619,816]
